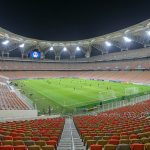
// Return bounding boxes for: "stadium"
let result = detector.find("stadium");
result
[0,1,150,150]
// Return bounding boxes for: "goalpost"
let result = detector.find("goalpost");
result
[99,90,117,101]
[98,90,117,112]
[125,87,139,96]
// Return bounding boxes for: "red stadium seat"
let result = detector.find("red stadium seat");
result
[130,143,144,150]
[130,134,139,139]
[13,137,23,141]
[0,145,14,150]
[108,139,119,145]
[46,140,57,149]
[90,144,102,150]
[31,137,40,141]
[111,135,120,140]
[4,136,13,140]
[13,145,28,150]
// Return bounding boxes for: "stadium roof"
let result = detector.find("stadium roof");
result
[0,19,150,58]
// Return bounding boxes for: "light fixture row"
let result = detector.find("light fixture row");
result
[1,30,150,49]
[49,46,81,51]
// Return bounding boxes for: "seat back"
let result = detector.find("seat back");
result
[0,145,14,150]
[24,140,35,146]
[2,140,13,145]
[104,144,117,150]
[13,140,25,146]
[90,144,102,150]
[130,143,144,150]
[28,145,41,150]
[13,145,27,150]
[41,145,55,150]
[35,140,46,147]
[116,144,131,150]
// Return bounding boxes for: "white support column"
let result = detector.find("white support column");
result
[21,52,24,59]
[2,51,4,58]
[54,49,61,61]
[55,55,60,60]
[70,54,75,59]
[26,53,29,59]
[85,45,92,58]
[7,52,9,58]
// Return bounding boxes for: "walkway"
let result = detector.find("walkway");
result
[58,118,85,150]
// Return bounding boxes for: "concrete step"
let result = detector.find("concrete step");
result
[57,118,85,150]
[57,147,72,150]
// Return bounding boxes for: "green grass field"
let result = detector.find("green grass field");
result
[12,78,150,114]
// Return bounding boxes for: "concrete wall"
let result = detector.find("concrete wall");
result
[0,110,38,121]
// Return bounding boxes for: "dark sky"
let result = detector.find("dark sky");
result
[0,0,149,41]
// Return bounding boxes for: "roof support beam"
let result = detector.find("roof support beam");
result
[92,44,105,55]
[85,45,92,58]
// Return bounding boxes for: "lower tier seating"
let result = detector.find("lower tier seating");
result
[0,58,150,71]
[74,99,150,150]
[0,118,65,150]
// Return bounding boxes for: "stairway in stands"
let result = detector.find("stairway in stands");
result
[58,118,85,150]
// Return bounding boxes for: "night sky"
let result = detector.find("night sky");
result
[0,0,150,41]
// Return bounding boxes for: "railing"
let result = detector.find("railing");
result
[62,93,150,116]
[99,94,150,113]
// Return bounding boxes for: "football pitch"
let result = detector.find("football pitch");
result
[13,78,150,114]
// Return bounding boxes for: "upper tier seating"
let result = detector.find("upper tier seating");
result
[0,76,8,83]
[73,99,150,150]
[0,71,150,84]
[80,47,150,62]
[0,83,31,110]
[0,58,150,71]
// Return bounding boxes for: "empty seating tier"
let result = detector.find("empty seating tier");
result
[0,118,65,150]
[0,71,150,84]
[0,58,150,71]
[73,99,150,150]
[0,84,30,110]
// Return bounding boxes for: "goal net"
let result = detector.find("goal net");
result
[125,87,139,96]
[99,90,117,101]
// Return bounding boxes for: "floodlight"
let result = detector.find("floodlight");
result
[76,46,80,51]
[63,47,67,51]
[105,41,112,47]
[50,47,54,51]
[146,30,150,36]
[19,43,24,48]
[2,40,9,45]
[123,36,132,42]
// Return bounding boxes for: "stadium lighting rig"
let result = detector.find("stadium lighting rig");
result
[2,40,9,45]
[19,43,25,48]
[63,47,67,51]
[123,36,132,42]
[49,46,54,51]
[105,41,112,47]
[76,46,80,51]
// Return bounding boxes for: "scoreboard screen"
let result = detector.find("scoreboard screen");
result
[30,51,41,59]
